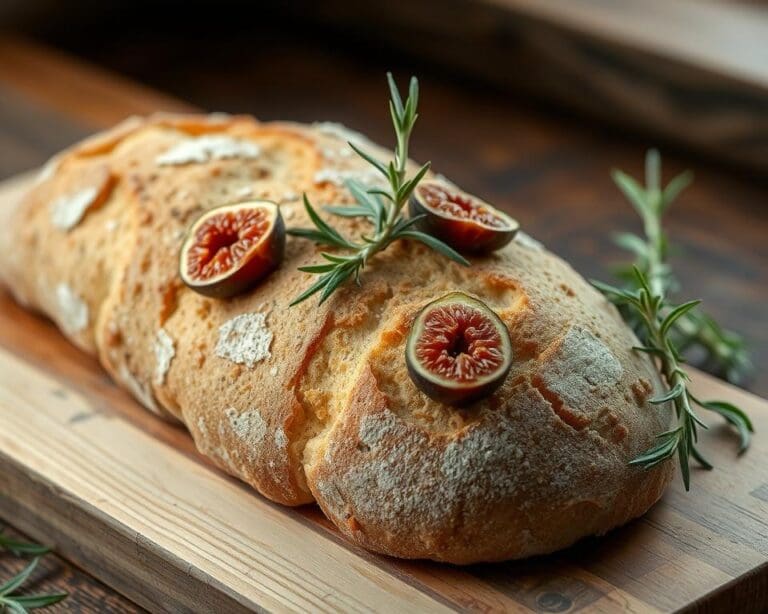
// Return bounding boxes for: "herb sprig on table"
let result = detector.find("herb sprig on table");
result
[0,529,67,612]
[288,74,468,306]
[593,150,753,490]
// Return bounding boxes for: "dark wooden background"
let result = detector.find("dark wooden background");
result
[0,2,766,610]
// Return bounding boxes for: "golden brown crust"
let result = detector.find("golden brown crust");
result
[0,113,673,562]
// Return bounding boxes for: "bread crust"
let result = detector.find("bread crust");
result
[0,113,673,563]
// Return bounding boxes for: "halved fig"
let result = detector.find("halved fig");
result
[406,292,513,406]
[409,180,519,253]
[179,200,285,298]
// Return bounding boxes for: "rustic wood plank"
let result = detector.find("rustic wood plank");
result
[0,175,766,613]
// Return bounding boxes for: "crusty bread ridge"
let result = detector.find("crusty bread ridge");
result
[0,113,673,563]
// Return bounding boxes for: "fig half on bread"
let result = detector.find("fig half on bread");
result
[0,113,673,564]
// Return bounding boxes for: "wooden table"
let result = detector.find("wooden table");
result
[0,35,766,612]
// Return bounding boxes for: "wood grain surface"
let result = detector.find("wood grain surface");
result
[0,35,766,612]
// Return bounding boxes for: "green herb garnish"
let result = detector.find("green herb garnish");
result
[0,530,67,612]
[610,151,752,384]
[593,150,753,490]
[288,73,469,305]
[0,533,49,558]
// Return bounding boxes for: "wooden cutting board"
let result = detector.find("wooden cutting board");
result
[0,173,766,614]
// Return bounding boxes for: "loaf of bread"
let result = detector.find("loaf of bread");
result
[0,113,673,563]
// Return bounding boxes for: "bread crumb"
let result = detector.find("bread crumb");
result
[55,283,88,334]
[156,135,261,166]
[153,328,175,385]
[215,312,272,367]
[50,187,99,231]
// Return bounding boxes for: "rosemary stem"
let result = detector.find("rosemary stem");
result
[289,73,468,305]
[644,201,666,298]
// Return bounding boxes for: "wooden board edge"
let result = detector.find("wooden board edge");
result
[0,459,259,614]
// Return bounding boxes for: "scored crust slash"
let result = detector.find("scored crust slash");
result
[0,109,673,564]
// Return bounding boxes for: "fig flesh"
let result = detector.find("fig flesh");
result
[179,200,285,298]
[409,180,519,253]
[406,292,513,406]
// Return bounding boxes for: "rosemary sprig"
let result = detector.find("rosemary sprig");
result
[0,533,49,558]
[610,150,752,383]
[288,73,469,305]
[593,150,753,490]
[0,530,67,612]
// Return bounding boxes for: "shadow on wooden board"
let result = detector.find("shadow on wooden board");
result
[292,0,768,175]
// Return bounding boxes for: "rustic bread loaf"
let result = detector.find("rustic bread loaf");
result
[0,113,673,563]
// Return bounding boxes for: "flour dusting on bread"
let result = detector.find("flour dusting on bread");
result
[313,167,384,187]
[540,326,622,409]
[215,312,272,367]
[155,135,261,166]
[226,407,267,448]
[54,283,88,334]
[50,187,99,231]
[153,328,175,385]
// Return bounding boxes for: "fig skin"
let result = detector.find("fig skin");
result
[405,292,513,407]
[409,181,519,253]
[179,201,285,299]
[406,353,510,407]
